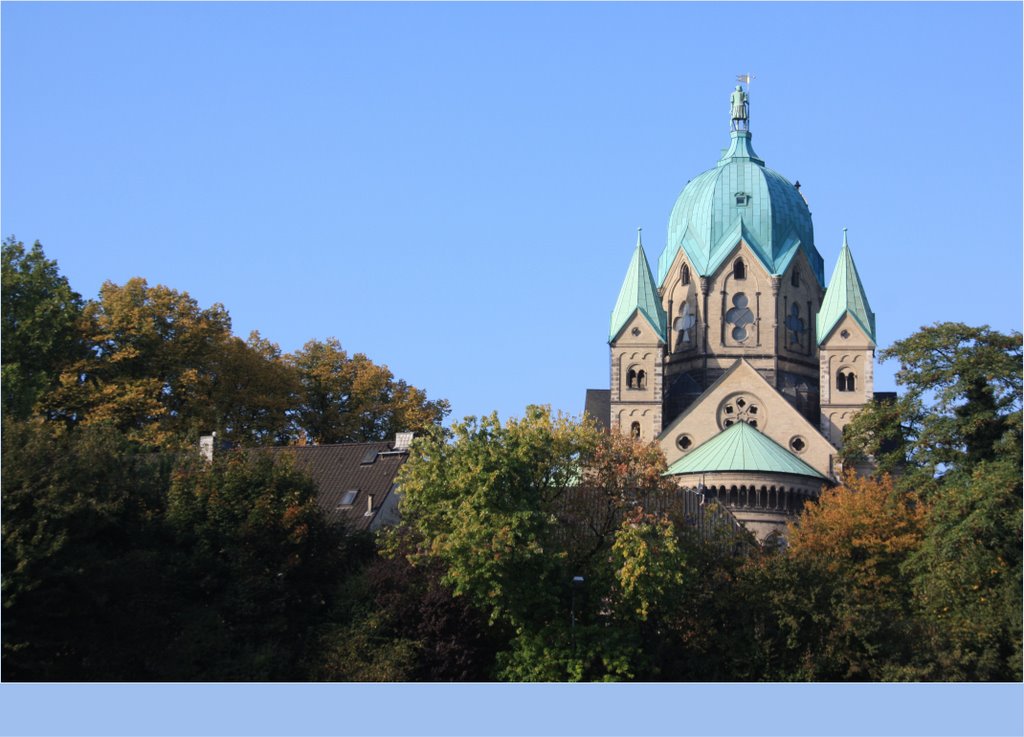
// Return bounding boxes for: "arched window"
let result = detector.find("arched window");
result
[637,370,647,390]
[626,368,637,389]
[791,268,800,287]
[630,422,641,439]
[836,370,856,392]
[680,264,690,286]
[733,258,746,280]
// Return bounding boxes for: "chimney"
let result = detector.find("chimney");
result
[199,432,217,463]
[365,494,375,517]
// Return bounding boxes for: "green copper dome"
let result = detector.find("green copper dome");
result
[657,129,824,289]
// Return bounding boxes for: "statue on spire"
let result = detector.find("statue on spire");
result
[730,85,749,131]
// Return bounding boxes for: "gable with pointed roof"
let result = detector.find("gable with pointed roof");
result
[658,358,837,477]
[609,230,667,343]
[817,230,876,345]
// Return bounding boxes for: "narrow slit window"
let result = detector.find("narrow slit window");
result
[733,259,746,280]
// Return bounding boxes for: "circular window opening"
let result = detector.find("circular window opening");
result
[676,434,693,451]
[718,392,765,430]
[840,329,850,339]
[790,436,806,453]
[631,327,641,336]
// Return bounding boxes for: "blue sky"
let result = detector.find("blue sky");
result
[3,2,1021,427]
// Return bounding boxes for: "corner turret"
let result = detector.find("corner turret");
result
[818,230,876,446]
[608,229,666,441]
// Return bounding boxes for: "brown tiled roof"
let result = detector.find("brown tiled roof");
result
[268,442,407,531]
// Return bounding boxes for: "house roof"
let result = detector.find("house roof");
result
[665,421,826,479]
[817,229,876,345]
[269,441,407,530]
[609,230,668,343]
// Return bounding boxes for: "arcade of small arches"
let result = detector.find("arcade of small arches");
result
[696,481,820,515]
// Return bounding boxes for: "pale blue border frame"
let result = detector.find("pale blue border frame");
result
[0,683,1022,736]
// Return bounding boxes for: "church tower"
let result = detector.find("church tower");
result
[608,230,667,442]
[817,229,876,447]
[587,83,881,541]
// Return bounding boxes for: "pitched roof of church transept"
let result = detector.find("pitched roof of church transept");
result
[609,229,667,343]
[816,229,876,345]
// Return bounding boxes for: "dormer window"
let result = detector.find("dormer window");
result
[735,192,750,207]
[733,259,746,281]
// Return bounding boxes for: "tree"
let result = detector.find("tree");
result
[308,533,504,682]
[40,279,304,448]
[842,323,1022,482]
[1,418,173,680]
[41,278,234,446]
[906,452,1023,681]
[160,449,346,680]
[735,474,926,681]
[394,406,734,681]
[1,239,85,419]
[288,338,449,444]
[203,331,300,446]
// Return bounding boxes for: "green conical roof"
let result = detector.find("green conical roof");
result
[665,421,826,479]
[816,230,876,345]
[609,230,667,343]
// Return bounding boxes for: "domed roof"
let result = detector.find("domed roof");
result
[657,128,824,288]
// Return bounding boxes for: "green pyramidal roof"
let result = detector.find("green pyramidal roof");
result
[665,421,826,479]
[609,230,667,343]
[816,230,876,345]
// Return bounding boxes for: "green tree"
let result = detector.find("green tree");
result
[1,419,173,680]
[906,451,1023,681]
[288,338,449,444]
[160,449,345,680]
[1,239,85,419]
[394,406,729,681]
[842,322,1022,482]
